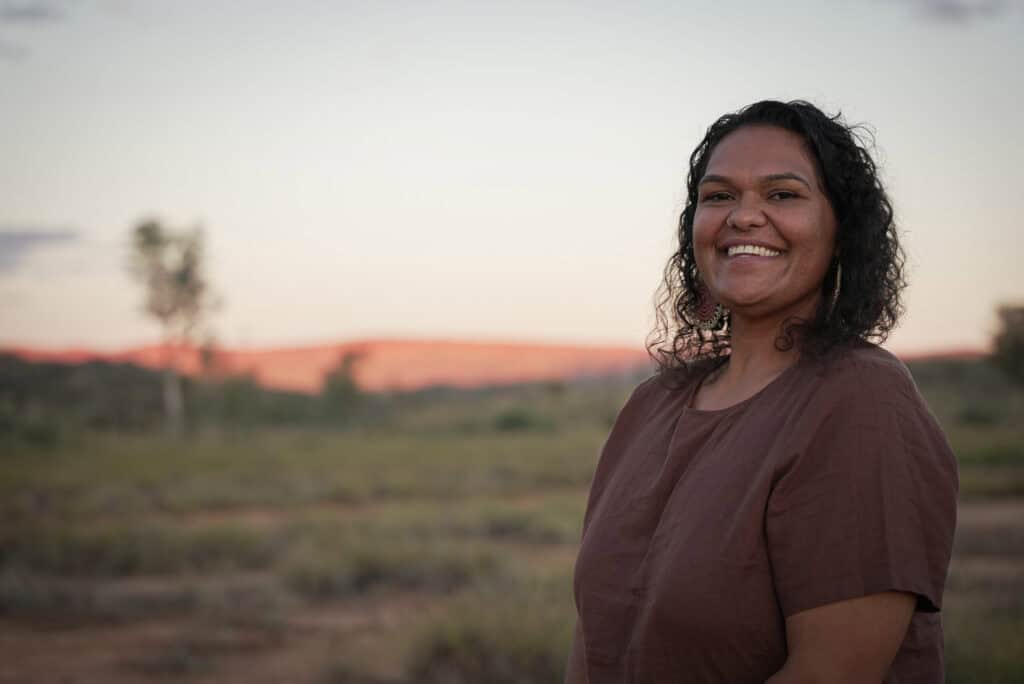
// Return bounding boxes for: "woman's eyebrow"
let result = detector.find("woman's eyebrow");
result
[699,172,812,189]
[763,172,811,189]
[698,174,731,186]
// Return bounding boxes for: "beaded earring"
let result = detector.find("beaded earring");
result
[692,285,725,331]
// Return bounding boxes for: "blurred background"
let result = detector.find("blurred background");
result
[1,0,1022,682]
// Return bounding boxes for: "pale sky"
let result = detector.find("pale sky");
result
[1,0,1022,354]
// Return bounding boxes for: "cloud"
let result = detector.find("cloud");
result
[911,0,1011,22]
[0,2,141,63]
[0,1,65,24]
[0,1,66,61]
[0,228,79,274]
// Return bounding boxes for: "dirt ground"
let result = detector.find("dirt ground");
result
[0,587,446,684]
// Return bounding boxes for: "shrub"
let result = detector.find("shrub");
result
[467,507,576,544]
[405,575,574,684]
[958,404,1001,427]
[493,409,553,432]
[992,305,1024,386]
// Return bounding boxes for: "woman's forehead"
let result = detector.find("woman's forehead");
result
[704,125,819,180]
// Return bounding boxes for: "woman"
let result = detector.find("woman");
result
[566,100,958,683]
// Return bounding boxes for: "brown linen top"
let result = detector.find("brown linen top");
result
[573,343,959,683]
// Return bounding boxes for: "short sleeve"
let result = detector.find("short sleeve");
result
[765,365,959,618]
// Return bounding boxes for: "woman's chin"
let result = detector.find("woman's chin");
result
[718,293,770,314]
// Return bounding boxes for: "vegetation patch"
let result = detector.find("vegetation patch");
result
[0,570,198,624]
[1,355,1022,680]
[283,538,498,600]
[957,469,1024,500]
[0,524,278,577]
[404,574,574,684]
[945,603,1024,684]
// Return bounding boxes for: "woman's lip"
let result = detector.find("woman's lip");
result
[717,241,786,251]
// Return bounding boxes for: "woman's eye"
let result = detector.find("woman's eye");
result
[770,190,798,200]
[702,192,732,202]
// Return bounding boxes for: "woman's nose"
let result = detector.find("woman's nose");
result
[726,195,767,229]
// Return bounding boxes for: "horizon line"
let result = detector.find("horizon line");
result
[0,335,989,361]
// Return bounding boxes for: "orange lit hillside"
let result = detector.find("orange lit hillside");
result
[5,341,986,395]
[6,339,653,394]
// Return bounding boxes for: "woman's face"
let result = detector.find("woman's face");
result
[692,125,838,325]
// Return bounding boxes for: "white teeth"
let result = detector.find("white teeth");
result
[727,244,782,257]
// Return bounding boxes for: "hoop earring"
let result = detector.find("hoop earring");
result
[827,260,842,319]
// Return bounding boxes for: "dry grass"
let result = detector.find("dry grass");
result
[1,360,1022,682]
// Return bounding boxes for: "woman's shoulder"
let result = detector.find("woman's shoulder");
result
[781,342,956,475]
[807,341,920,403]
[792,342,956,463]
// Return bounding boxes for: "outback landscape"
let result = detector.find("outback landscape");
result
[3,1,1020,681]
[1,346,1022,683]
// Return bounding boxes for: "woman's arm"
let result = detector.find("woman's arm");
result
[564,619,589,684]
[765,591,915,684]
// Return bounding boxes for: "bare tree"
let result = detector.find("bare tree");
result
[130,219,215,437]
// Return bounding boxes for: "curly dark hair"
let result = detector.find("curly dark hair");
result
[647,99,906,379]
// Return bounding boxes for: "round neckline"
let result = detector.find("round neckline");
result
[683,357,802,417]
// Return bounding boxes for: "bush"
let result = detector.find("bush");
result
[493,409,553,432]
[0,399,64,447]
[958,404,1001,426]
[405,575,574,684]
[992,305,1024,386]
[0,354,164,431]
[460,507,576,544]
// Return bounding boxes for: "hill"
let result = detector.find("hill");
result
[3,338,653,394]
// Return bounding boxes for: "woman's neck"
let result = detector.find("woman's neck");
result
[691,315,801,411]
[724,315,800,382]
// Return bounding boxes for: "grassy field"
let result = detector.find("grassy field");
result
[1,359,1022,682]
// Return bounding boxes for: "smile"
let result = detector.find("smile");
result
[725,244,783,257]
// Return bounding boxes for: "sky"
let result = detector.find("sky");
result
[1,0,1022,354]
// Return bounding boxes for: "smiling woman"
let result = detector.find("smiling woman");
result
[566,101,959,683]
[693,125,839,333]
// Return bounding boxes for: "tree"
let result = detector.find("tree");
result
[321,351,365,425]
[129,219,215,437]
[992,304,1024,386]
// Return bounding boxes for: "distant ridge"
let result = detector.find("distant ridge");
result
[3,340,986,395]
[3,338,654,394]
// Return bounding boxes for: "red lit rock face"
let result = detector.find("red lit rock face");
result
[4,339,654,393]
[3,341,983,394]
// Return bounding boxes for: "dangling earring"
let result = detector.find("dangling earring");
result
[692,285,725,331]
